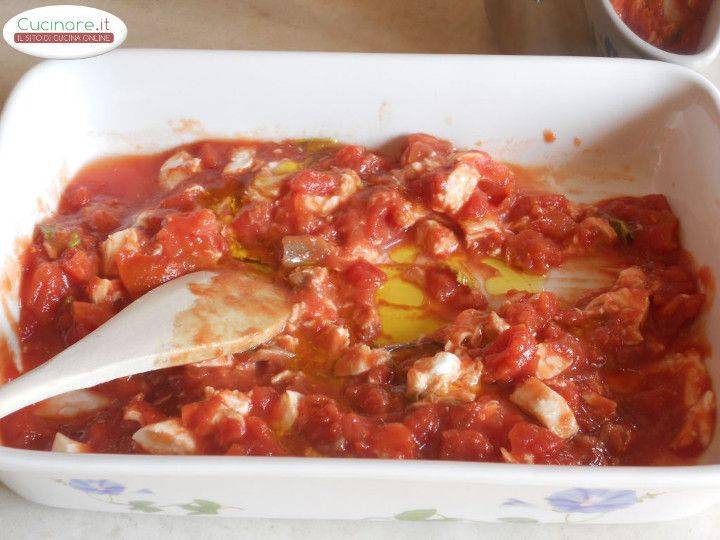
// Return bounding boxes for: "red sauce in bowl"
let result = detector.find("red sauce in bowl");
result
[612,0,714,54]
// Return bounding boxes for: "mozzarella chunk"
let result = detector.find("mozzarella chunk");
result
[246,161,298,201]
[461,215,502,244]
[87,277,124,304]
[583,267,649,345]
[101,227,140,276]
[673,390,715,451]
[431,162,479,214]
[485,311,511,340]
[51,433,90,453]
[132,419,197,455]
[416,219,459,258]
[159,151,201,190]
[274,390,303,433]
[335,344,391,376]
[223,147,256,175]
[300,170,362,215]
[500,447,530,464]
[34,389,110,419]
[510,377,579,439]
[535,343,573,380]
[320,324,351,358]
[202,388,252,426]
[650,352,709,407]
[407,351,462,398]
[270,369,296,384]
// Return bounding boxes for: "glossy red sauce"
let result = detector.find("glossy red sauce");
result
[0,135,714,464]
[612,0,714,54]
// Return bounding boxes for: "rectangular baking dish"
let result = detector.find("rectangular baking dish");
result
[0,50,720,523]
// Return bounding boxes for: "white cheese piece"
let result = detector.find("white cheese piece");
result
[159,151,201,190]
[416,219,459,257]
[203,388,252,426]
[132,419,197,455]
[672,390,715,451]
[407,351,462,399]
[223,147,256,175]
[101,227,140,276]
[432,162,479,214]
[334,344,391,376]
[34,389,110,419]
[274,390,303,433]
[510,377,579,439]
[51,433,91,453]
[299,170,362,215]
[535,343,573,380]
[461,215,502,246]
[87,277,124,304]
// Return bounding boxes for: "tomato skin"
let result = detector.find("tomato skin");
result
[71,301,115,340]
[60,249,98,284]
[341,413,374,456]
[345,382,391,415]
[599,195,679,254]
[500,292,559,333]
[226,417,285,456]
[508,422,563,463]
[439,429,494,461]
[296,396,346,455]
[288,170,337,196]
[369,423,417,459]
[482,325,538,383]
[458,189,490,221]
[231,201,273,247]
[403,404,443,450]
[424,266,487,311]
[118,209,225,295]
[330,145,386,177]
[24,261,70,324]
[400,133,453,167]
[344,259,386,303]
[504,229,563,274]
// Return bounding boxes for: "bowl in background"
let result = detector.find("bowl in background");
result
[584,0,720,69]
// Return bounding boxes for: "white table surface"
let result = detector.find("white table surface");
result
[2,1,720,538]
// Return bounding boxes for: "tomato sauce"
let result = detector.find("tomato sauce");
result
[612,0,714,54]
[0,134,714,465]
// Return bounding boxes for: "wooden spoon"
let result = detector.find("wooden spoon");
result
[0,268,292,419]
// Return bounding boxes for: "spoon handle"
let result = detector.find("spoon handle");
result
[0,337,155,419]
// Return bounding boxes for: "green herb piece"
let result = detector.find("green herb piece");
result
[40,225,55,241]
[609,218,634,244]
[67,231,81,249]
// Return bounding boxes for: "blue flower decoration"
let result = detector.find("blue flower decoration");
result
[501,498,534,508]
[547,488,636,514]
[68,479,125,495]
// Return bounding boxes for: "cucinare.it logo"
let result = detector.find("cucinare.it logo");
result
[3,4,126,59]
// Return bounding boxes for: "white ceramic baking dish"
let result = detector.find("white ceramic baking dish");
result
[1,50,720,523]
[584,0,720,69]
